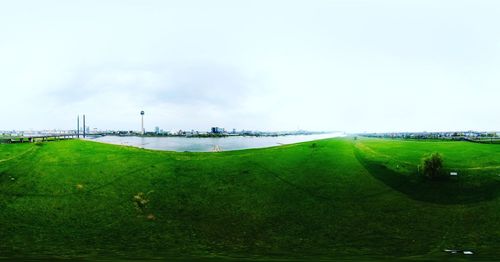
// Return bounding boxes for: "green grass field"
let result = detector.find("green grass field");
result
[0,138,499,261]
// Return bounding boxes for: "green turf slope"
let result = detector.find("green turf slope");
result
[0,138,499,260]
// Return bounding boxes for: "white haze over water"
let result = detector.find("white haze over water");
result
[0,0,499,133]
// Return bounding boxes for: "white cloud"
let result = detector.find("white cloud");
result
[0,0,499,132]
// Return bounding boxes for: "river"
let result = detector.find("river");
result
[88,133,344,152]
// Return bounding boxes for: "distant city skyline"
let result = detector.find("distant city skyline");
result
[1,0,499,133]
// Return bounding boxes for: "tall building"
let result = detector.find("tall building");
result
[211,127,225,134]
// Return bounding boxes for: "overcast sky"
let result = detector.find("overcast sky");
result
[0,0,499,133]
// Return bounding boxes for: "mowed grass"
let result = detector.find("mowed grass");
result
[0,138,499,261]
[354,138,500,204]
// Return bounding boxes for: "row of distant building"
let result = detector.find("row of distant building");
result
[109,127,323,137]
[360,131,500,140]
[1,126,325,138]
[110,126,233,136]
[1,128,93,137]
[1,112,326,138]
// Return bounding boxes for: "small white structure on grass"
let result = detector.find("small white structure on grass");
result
[450,172,458,176]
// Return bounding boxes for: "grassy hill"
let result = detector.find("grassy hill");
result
[0,138,499,261]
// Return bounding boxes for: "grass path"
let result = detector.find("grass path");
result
[0,146,37,163]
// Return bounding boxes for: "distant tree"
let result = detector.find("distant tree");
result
[421,153,444,180]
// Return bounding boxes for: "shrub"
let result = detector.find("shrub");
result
[133,192,149,213]
[421,152,444,180]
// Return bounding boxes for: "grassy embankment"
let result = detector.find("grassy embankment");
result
[0,138,499,260]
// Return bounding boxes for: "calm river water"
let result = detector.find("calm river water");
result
[88,133,344,152]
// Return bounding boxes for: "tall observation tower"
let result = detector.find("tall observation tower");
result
[140,111,145,135]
